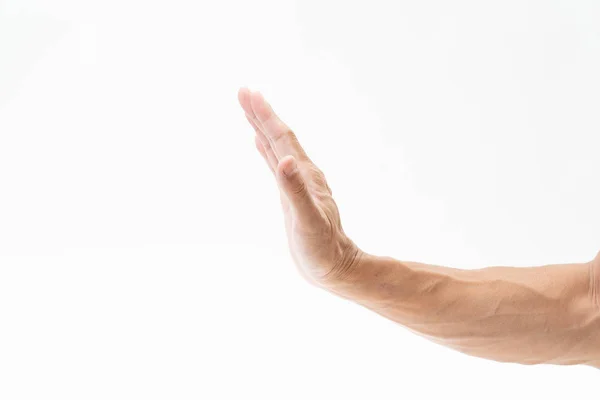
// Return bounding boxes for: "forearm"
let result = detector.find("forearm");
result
[324,248,600,366]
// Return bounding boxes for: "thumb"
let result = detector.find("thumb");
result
[277,155,320,221]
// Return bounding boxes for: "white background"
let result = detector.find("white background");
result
[1,0,599,398]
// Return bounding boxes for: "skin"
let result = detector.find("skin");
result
[237,87,600,368]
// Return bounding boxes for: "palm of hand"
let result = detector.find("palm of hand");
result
[238,88,359,286]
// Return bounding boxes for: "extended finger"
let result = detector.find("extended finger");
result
[249,91,308,162]
[238,87,258,121]
[254,135,277,173]
[246,114,278,170]
[245,114,274,155]
[254,136,277,174]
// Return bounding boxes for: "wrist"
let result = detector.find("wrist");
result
[316,236,365,289]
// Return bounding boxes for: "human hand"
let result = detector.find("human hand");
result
[238,88,362,287]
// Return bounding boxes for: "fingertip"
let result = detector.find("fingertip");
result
[250,90,272,123]
[279,155,297,178]
[238,87,255,116]
[237,86,248,102]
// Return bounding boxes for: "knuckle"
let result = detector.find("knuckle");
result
[287,129,300,144]
[285,128,295,138]
[308,165,322,178]
[272,122,292,142]
[309,167,331,193]
[261,139,272,150]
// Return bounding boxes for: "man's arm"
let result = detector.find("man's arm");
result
[238,87,600,368]
[324,249,600,367]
